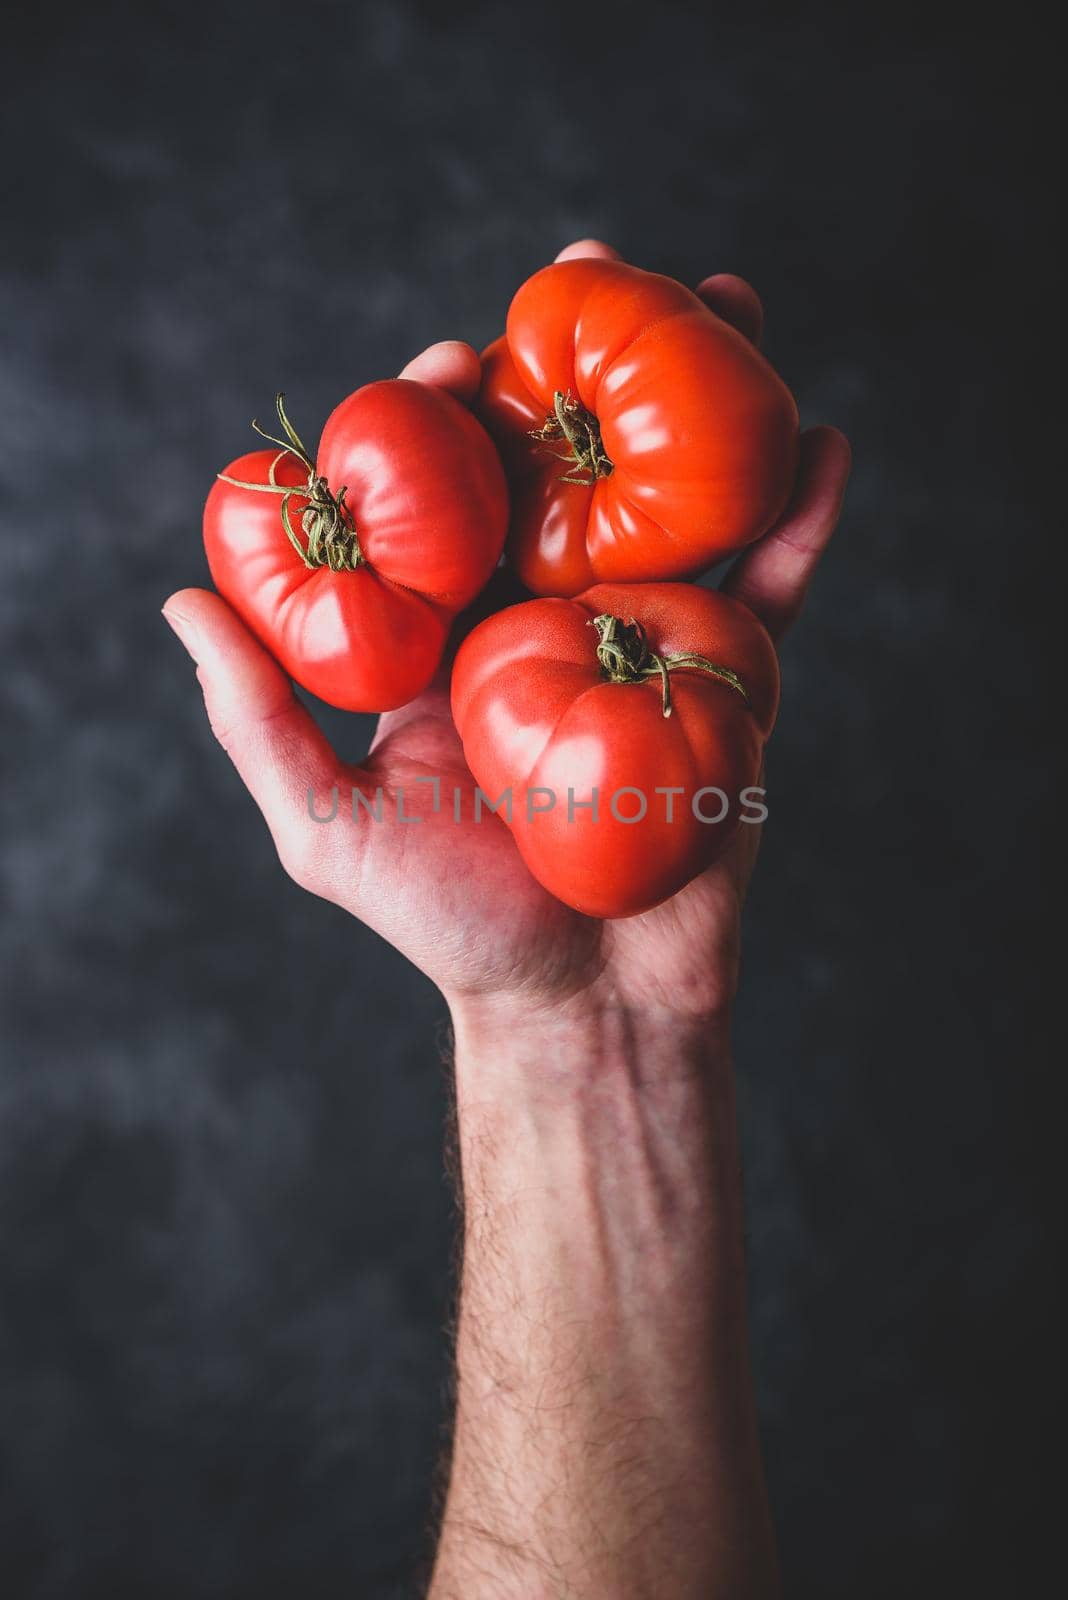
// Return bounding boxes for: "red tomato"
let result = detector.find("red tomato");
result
[204,381,508,711]
[451,582,780,918]
[478,259,799,596]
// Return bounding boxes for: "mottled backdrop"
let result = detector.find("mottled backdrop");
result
[1,3,1056,1596]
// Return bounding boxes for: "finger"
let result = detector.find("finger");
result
[721,427,852,641]
[694,273,764,346]
[163,588,343,886]
[554,238,622,262]
[398,339,481,405]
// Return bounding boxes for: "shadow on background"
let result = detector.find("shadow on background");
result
[1,1,1057,1595]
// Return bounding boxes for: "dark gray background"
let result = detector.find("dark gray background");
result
[2,2,1057,1595]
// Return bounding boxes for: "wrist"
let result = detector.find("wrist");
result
[446,987,745,1345]
[447,995,737,1215]
[447,989,734,1099]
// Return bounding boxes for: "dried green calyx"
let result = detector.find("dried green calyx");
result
[589,613,749,719]
[530,391,614,485]
[218,393,363,572]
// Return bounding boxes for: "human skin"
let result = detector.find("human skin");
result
[164,239,851,1599]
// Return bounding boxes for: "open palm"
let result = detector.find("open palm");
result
[165,240,850,1023]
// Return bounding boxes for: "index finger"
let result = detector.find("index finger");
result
[398,340,482,404]
[554,238,622,262]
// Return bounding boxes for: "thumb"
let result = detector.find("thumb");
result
[163,588,344,891]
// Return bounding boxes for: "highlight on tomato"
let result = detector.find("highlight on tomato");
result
[478,258,799,597]
[204,380,509,712]
[451,582,780,918]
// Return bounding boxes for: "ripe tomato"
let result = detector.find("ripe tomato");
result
[478,258,799,596]
[204,381,508,711]
[451,582,780,918]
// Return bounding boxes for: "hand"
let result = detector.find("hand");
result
[164,240,850,1035]
[166,242,851,1599]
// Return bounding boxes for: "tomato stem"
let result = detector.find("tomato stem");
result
[589,613,748,719]
[530,391,613,485]
[217,393,365,573]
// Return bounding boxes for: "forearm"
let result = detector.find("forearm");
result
[429,998,780,1600]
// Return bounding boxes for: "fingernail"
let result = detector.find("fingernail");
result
[162,607,200,662]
